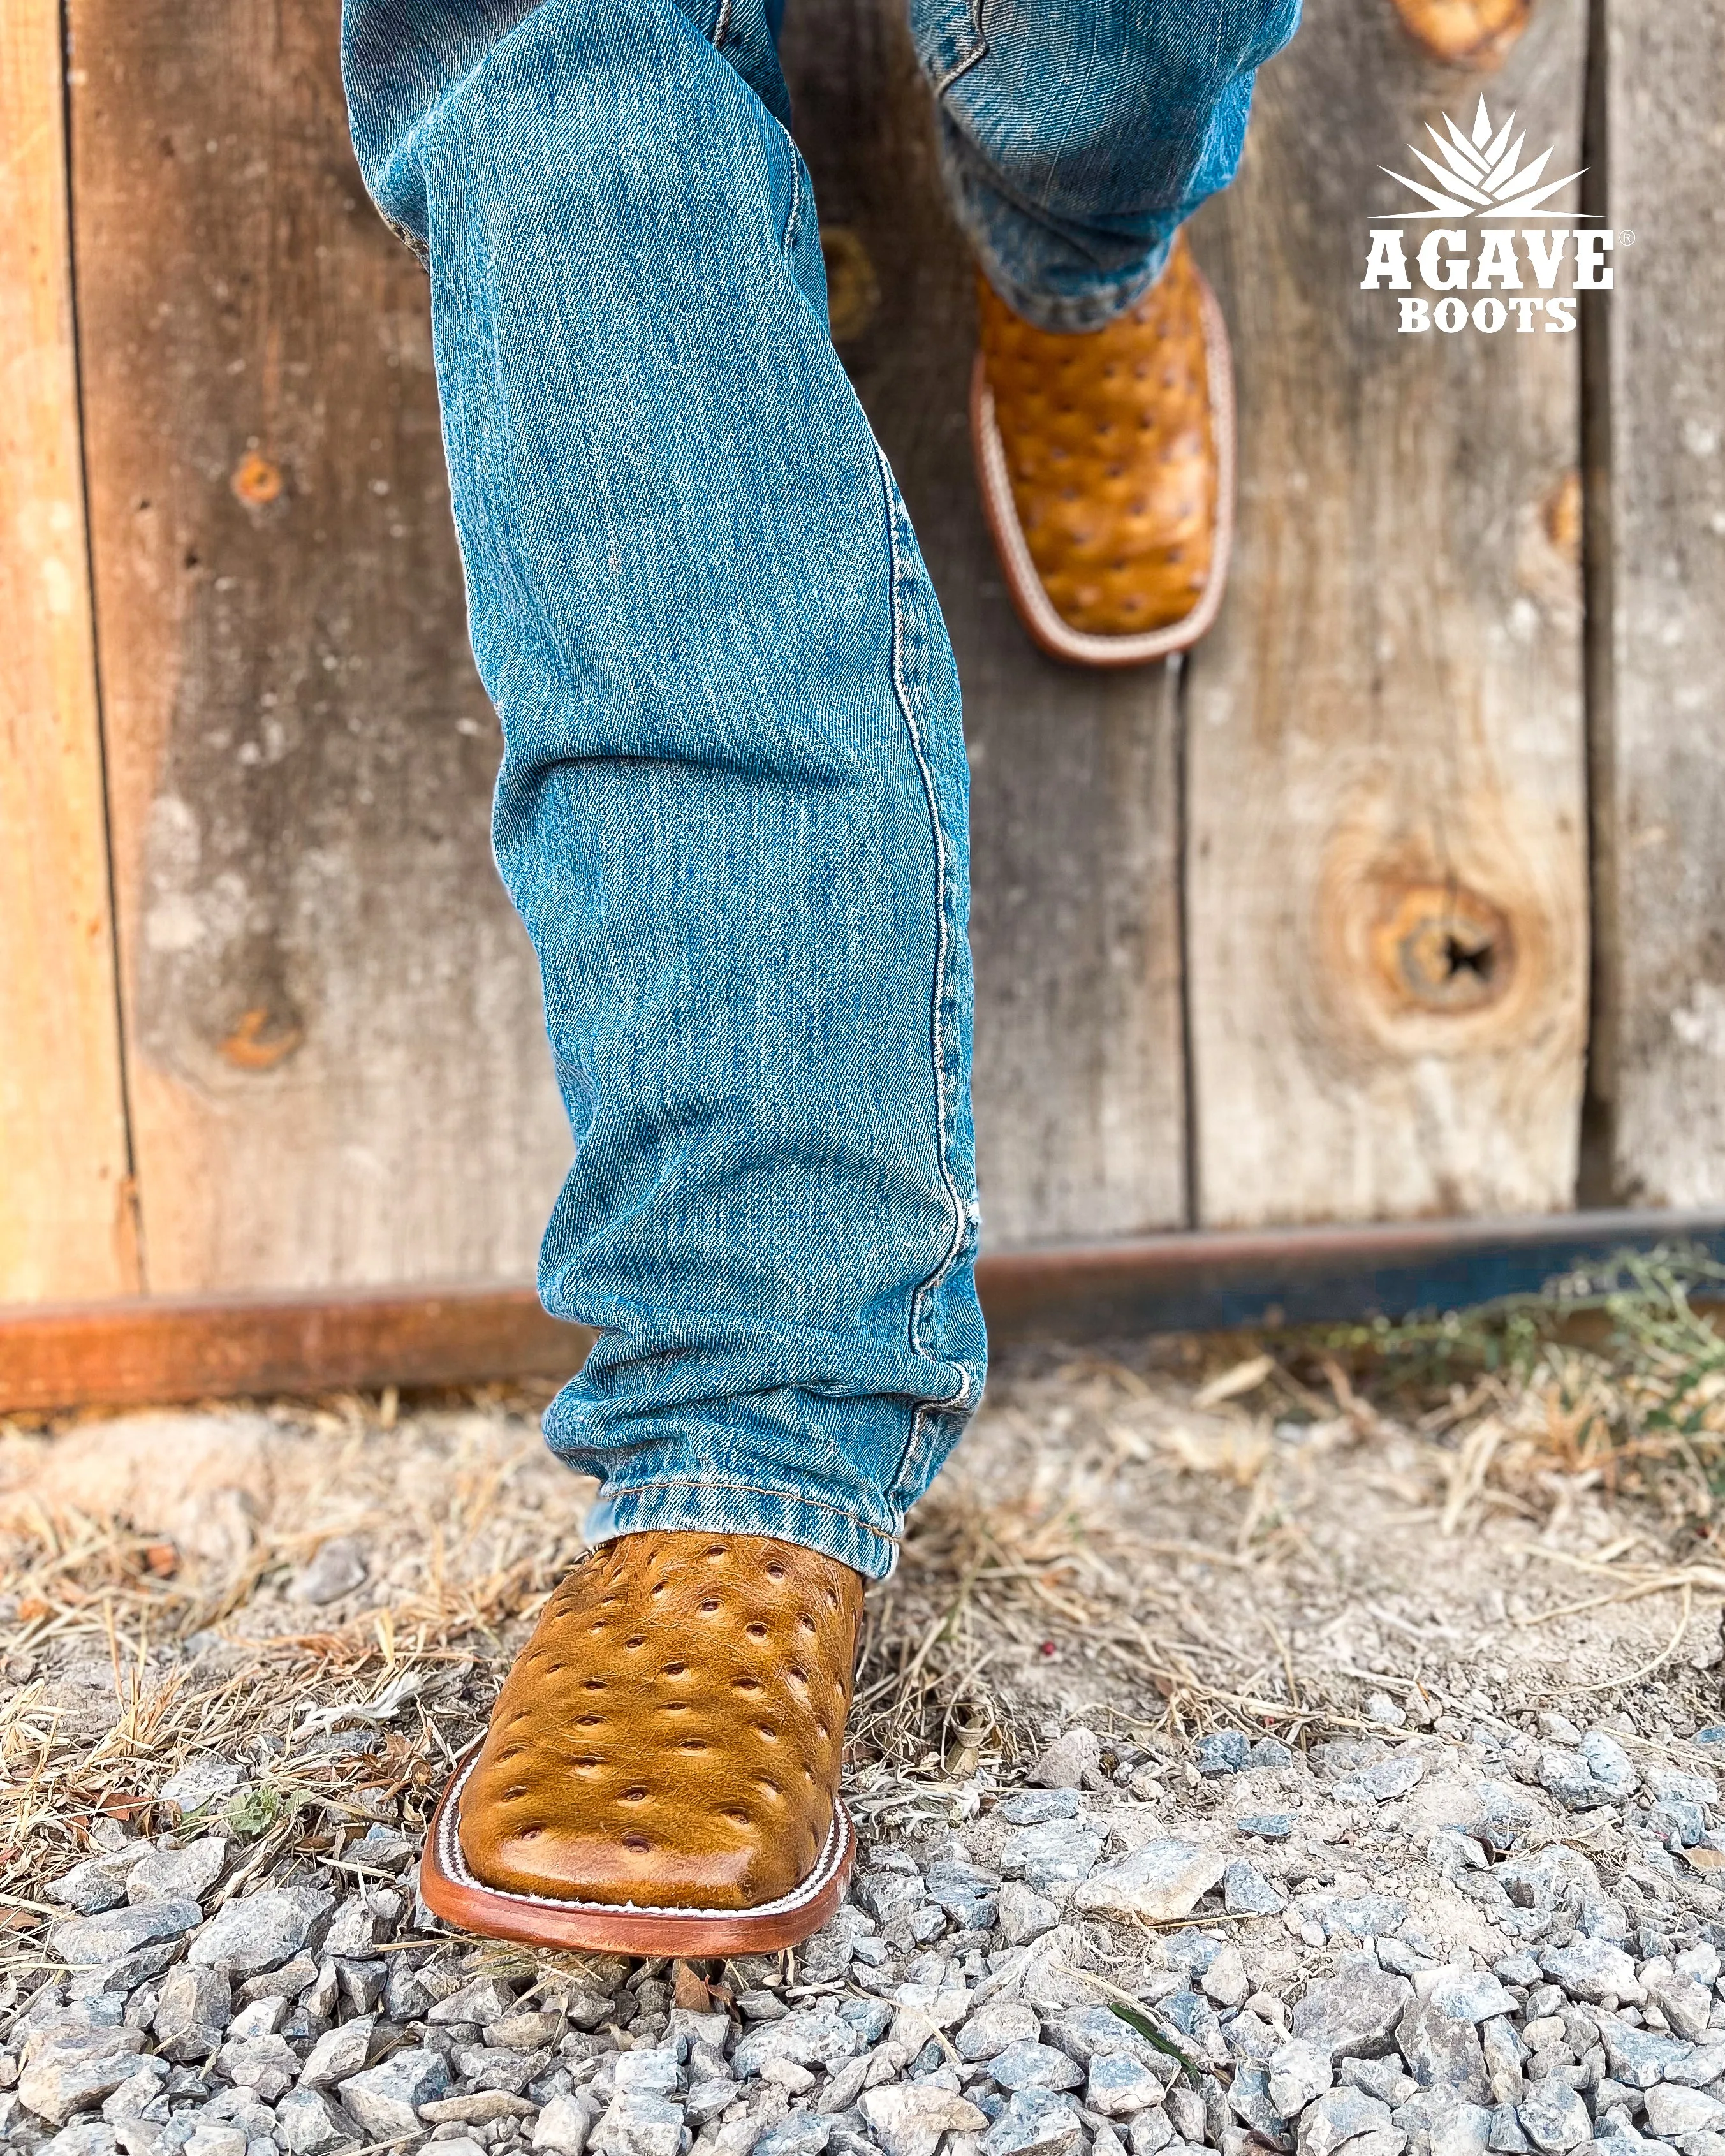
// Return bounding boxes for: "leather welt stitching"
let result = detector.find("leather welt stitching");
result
[443,1752,851,1917]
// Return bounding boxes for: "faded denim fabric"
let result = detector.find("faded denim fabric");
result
[914,0,1302,330]
[340,0,1292,1578]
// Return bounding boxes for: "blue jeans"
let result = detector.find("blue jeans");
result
[341,0,1298,1580]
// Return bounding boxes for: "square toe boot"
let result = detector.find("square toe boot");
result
[420,1531,865,1955]
[970,233,1235,670]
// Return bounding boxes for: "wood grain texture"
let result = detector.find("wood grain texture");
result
[781,1,1188,1247]
[1184,0,1591,1226]
[53,0,1189,1303]
[1594,1,1725,1205]
[0,1,137,1300]
[66,0,571,1291]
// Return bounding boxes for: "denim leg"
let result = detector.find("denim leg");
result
[908,0,1303,330]
[341,0,983,1580]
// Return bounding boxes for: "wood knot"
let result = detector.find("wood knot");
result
[1390,0,1532,70]
[1370,881,1513,1014]
[1544,471,1583,565]
[220,1004,304,1070]
[230,453,283,508]
[819,224,879,346]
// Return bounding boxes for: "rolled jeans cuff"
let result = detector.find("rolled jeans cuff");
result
[913,1,1301,334]
[973,233,1176,335]
[583,1474,904,1581]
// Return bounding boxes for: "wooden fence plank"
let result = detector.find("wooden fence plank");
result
[1594,3,1725,1205]
[66,0,572,1292]
[1183,0,1592,1226]
[0,1,138,1300]
[781,2,1188,1247]
[62,0,1188,1294]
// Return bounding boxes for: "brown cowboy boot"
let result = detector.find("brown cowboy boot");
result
[420,1532,864,1954]
[970,232,1234,669]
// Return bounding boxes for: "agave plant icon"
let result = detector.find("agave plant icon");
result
[1383,94,1587,219]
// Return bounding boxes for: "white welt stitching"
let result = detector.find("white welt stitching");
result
[437,1752,853,1919]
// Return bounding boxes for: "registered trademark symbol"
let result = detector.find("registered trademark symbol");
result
[1620,230,1637,245]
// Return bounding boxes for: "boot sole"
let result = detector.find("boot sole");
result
[418,1741,856,1956]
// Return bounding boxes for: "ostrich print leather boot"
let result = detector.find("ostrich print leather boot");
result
[420,1532,865,1953]
[970,232,1234,668]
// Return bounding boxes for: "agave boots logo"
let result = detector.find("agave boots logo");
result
[1362,95,1619,334]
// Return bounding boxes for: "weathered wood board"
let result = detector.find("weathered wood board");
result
[67,0,572,1293]
[0,1,137,1300]
[26,0,1722,1312]
[780,1,1189,1247]
[1594,2,1725,1206]
[1183,0,1592,1225]
[63,0,1189,1296]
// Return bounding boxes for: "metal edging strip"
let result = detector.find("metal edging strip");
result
[5,1208,1725,1409]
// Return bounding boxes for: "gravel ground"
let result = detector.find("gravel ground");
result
[10,1305,1725,2156]
[14,1702,1725,2156]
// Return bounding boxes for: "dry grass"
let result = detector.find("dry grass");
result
[855,1247,1725,1803]
[6,1249,1725,1972]
[0,1388,580,1949]
[1323,1244,1725,1520]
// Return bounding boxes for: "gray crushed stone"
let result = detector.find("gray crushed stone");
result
[16,1717,1725,2156]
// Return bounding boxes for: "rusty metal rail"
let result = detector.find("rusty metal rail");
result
[4,1210,1723,1414]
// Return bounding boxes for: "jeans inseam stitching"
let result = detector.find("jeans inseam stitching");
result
[929,4,989,98]
[713,0,733,46]
[893,1408,930,1529]
[878,447,968,1368]
[595,1474,902,1546]
[782,139,803,260]
[876,448,972,1518]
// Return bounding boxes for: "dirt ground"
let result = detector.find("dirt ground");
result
[6,1271,1725,1908]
